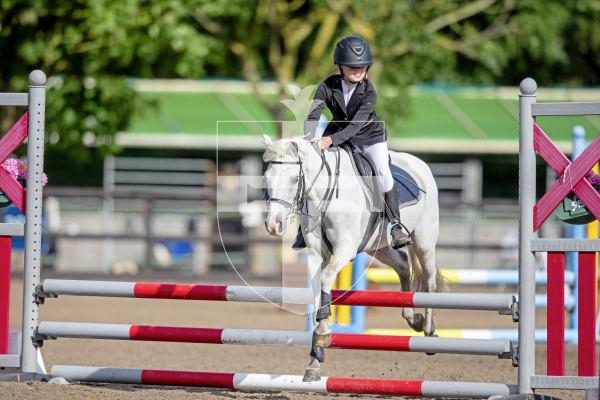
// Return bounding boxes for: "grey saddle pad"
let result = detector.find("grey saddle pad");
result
[390,164,422,208]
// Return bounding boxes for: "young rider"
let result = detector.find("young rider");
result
[293,34,412,250]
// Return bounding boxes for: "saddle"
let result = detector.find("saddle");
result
[339,144,423,252]
[340,144,422,207]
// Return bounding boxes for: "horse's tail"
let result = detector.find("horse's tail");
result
[409,248,447,293]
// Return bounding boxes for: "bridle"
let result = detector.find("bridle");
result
[266,142,340,223]
[265,158,306,214]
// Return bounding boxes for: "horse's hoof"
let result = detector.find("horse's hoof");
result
[310,344,326,363]
[425,334,439,356]
[411,313,425,332]
[314,332,331,347]
[424,321,437,337]
[303,368,322,382]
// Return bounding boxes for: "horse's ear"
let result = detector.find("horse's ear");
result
[262,134,273,147]
[290,140,300,156]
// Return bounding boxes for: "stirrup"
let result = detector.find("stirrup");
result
[392,235,412,249]
[390,223,412,249]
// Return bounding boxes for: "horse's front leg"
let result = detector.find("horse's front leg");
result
[303,244,355,382]
[303,243,328,382]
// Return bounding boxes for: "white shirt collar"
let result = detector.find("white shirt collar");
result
[341,80,358,106]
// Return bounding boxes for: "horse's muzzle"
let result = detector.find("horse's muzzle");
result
[265,215,285,236]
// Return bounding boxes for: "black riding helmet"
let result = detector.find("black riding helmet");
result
[333,35,372,68]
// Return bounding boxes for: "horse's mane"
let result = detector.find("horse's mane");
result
[262,138,304,162]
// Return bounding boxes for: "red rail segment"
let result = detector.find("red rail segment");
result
[133,282,417,307]
[0,237,11,354]
[546,252,565,376]
[577,252,597,376]
[546,250,597,377]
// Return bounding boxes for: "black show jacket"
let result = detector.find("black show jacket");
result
[304,74,387,147]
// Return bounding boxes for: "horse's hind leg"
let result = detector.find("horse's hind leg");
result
[370,247,421,331]
[414,244,438,337]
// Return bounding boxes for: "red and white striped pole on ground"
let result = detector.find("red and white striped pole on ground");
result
[37,321,512,357]
[51,365,517,398]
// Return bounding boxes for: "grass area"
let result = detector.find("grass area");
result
[450,97,517,140]
[127,88,600,143]
[401,95,464,138]
[129,92,277,135]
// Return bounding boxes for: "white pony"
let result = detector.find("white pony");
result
[263,136,442,381]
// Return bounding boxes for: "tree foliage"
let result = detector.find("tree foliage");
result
[1,0,599,160]
[1,0,213,161]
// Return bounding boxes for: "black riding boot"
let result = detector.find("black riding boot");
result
[384,184,412,249]
[292,226,306,250]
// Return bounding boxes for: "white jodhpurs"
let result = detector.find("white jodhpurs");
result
[356,141,395,192]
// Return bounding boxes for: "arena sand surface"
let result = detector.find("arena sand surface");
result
[0,278,586,399]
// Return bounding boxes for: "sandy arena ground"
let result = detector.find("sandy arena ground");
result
[0,277,590,399]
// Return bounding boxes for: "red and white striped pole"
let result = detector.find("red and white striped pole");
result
[51,365,516,397]
[36,321,512,357]
[41,279,515,312]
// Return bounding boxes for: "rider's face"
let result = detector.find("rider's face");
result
[340,65,367,82]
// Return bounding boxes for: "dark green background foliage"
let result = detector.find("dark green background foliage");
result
[1,0,216,162]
